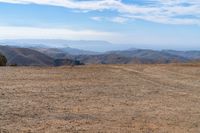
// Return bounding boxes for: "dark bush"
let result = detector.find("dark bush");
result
[10,64,18,67]
[0,53,7,66]
[54,59,84,66]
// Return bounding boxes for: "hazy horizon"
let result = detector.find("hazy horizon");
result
[1,39,200,52]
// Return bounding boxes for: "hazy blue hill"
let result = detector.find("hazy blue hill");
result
[31,47,71,59]
[162,50,200,60]
[1,39,200,65]
[106,49,189,63]
[0,46,83,66]
[0,46,54,66]
[0,45,193,65]
[61,47,100,55]
[31,47,100,61]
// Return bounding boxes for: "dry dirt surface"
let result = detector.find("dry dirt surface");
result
[0,64,200,133]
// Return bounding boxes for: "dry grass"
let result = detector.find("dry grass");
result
[0,64,200,133]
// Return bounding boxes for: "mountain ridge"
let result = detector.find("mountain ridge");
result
[0,44,200,66]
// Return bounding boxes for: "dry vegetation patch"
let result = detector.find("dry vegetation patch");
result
[0,64,200,133]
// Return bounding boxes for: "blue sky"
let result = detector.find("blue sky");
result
[0,0,200,50]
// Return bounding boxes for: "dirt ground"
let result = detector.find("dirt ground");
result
[0,64,200,133]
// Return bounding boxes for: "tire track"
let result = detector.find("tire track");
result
[109,65,196,93]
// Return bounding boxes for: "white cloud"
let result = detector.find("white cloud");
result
[0,0,200,25]
[90,16,102,21]
[0,26,119,41]
[111,17,128,24]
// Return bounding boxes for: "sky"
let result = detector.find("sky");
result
[0,0,200,50]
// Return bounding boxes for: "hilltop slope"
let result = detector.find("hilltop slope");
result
[0,64,200,132]
[0,46,82,66]
[0,46,54,66]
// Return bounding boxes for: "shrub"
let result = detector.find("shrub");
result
[0,53,7,66]
[10,64,18,67]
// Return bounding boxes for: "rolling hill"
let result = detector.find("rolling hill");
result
[0,46,82,66]
[32,47,191,65]
[0,46,54,66]
[105,49,189,63]
[1,44,200,66]
[31,47,71,59]
[162,50,200,60]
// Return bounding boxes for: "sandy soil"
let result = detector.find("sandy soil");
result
[0,64,200,133]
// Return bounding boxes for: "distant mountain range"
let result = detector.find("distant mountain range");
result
[31,47,100,59]
[0,39,133,52]
[31,47,200,65]
[0,40,200,66]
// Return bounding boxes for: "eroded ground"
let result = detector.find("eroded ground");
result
[0,64,200,133]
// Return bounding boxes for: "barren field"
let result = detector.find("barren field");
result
[0,64,200,133]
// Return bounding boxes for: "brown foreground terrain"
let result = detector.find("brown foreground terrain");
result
[0,64,200,133]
